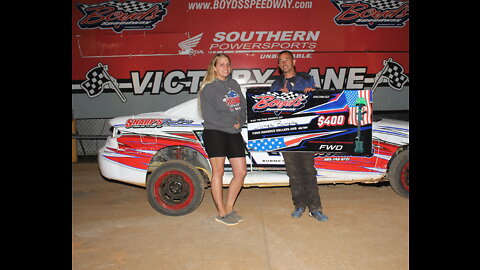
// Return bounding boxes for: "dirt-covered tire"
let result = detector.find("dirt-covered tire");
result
[147,160,205,216]
[388,149,409,198]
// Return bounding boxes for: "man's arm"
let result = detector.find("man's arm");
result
[300,73,316,93]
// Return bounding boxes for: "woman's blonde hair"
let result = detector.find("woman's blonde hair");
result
[199,53,231,93]
[198,53,231,116]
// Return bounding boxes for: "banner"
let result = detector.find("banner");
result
[72,0,409,118]
[246,88,372,155]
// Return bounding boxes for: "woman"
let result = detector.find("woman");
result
[198,53,247,226]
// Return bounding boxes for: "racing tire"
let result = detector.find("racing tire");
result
[147,160,205,216]
[388,149,409,198]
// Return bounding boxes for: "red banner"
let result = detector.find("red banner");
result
[72,0,409,117]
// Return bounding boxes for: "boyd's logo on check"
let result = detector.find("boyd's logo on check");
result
[251,92,308,116]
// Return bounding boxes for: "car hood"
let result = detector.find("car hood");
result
[109,98,204,134]
[372,118,409,146]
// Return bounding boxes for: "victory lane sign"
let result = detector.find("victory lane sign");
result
[246,88,372,155]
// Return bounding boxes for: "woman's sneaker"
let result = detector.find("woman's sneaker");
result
[308,210,328,221]
[229,210,243,222]
[215,212,240,226]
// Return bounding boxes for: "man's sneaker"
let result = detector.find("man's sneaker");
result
[215,212,240,226]
[291,207,305,218]
[229,210,243,222]
[308,210,328,221]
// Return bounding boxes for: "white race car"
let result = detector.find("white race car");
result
[99,84,409,216]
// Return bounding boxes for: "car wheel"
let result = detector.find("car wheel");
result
[147,160,205,216]
[388,149,409,198]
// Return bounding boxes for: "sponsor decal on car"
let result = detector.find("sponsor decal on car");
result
[124,118,195,128]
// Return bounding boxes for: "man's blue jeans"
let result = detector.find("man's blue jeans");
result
[282,151,322,212]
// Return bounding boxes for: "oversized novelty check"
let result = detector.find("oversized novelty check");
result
[246,88,373,155]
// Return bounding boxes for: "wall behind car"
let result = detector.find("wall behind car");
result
[72,0,409,119]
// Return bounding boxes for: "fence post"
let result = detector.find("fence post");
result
[72,119,78,163]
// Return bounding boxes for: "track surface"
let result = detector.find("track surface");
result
[72,163,408,270]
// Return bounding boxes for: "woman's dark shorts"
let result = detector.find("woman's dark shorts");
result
[202,129,245,159]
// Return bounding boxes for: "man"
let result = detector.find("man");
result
[270,50,328,222]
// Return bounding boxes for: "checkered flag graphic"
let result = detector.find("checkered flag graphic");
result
[363,0,406,9]
[252,91,308,115]
[80,63,126,102]
[81,64,112,98]
[258,92,306,101]
[335,0,407,10]
[379,58,408,90]
[77,1,163,13]
[106,0,155,12]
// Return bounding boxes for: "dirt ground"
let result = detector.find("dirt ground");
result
[72,162,408,270]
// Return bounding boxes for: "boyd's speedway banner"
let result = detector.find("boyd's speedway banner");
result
[247,88,373,155]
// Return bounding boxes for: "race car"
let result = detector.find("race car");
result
[98,83,409,216]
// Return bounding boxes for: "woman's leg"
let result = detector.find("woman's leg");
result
[209,156,227,217]
[225,157,247,213]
